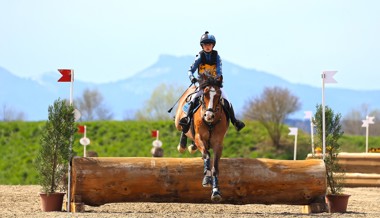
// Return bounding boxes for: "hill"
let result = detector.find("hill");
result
[1,55,380,121]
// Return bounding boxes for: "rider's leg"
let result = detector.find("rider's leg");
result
[221,90,245,131]
[179,101,195,133]
[179,90,202,133]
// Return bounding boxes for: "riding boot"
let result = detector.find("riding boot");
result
[179,101,195,133]
[223,99,245,131]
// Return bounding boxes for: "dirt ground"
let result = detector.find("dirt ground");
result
[1,185,379,218]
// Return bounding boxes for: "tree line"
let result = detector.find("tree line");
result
[2,84,379,144]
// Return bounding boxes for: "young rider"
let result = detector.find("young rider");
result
[179,31,245,133]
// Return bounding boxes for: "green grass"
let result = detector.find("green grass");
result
[1,120,379,185]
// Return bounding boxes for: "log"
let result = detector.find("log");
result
[307,153,380,187]
[343,173,380,187]
[337,153,380,174]
[70,157,326,206]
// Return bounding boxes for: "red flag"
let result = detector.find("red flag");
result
[78,125,85,134]
[151,130,158,137]
[58,69,72,82]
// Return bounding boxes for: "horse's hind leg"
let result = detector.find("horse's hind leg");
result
[211,147,222,202]
[202,151,212,187]
[177,133,187,153]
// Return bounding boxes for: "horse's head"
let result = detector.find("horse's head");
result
[198,74,223,123]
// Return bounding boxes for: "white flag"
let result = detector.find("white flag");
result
[362,120,369,128]
[322,71,337,83]
[304,111,313,119]
[288,127,298,136]
[367,116,375,124]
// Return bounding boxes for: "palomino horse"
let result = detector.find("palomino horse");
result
[174,74,229,202]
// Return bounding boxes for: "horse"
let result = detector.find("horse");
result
[174,74,229,202]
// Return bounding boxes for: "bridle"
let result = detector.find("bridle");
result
[200,86,222,125]
[199,85,223,149]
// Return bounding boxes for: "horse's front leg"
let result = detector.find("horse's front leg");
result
[202,151,213,187]
[211,145,223,202]
[194,134,213,187]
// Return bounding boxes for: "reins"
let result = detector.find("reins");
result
[185,88,201,102]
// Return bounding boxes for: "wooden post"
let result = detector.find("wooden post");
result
[71,157,326,206]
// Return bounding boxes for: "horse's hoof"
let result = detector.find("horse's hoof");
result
[211,189,222,202]
[202,176,212,187]
[188,144,197,154]
[177,144,186,153]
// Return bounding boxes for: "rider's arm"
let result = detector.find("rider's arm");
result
[216,54,222,77]
[188,54,202,79]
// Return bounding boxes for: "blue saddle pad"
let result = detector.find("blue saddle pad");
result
[182,102,190,114]
[182,101,201,115]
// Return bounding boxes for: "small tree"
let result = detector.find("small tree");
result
[35,98,76,193]
[243,86,301,148]
[313,104,344,194]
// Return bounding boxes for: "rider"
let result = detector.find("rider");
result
[179,31,245,133]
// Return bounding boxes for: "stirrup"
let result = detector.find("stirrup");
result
[179,117,190,126]
[179,117,191,133]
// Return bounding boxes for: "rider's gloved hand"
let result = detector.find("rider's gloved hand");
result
[189,75,198,84]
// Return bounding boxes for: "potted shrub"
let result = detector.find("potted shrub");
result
[313,104,350,213]
[35,98,76,211]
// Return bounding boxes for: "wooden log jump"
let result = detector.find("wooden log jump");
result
[338,152,380,174]
[70,157,326,206]
[339,153,380,187]
[307,152,380,187]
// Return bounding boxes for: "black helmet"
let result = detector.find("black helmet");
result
[200,31,216,46]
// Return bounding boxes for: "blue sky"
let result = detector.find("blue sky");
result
[1,0,379,90]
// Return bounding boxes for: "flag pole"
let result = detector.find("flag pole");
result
[310,116,315,155]
[294,133,298,160]
[322,73,326,160]
[289,127,298,160]
[70,69,74,105]
[84,126,87,157]
[361,116,374,153]
[321,70,338,159]
[366,119,369,153]
[304,111,315,155]
[67,69,74,212]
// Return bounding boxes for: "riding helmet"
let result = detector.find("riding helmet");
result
[200,31,216,46]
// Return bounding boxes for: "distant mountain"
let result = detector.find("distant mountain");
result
[1,55,380,121]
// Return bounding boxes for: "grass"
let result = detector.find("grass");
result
[1,120,379,185]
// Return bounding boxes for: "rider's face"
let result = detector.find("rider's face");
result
[202,43,214,52]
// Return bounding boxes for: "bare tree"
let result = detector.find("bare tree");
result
[135,83,185,120]
[343,104,380,136]
[243,87,301,148]
[123,109,136,121]
[75,89,113,121]
[1,104,26,121]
